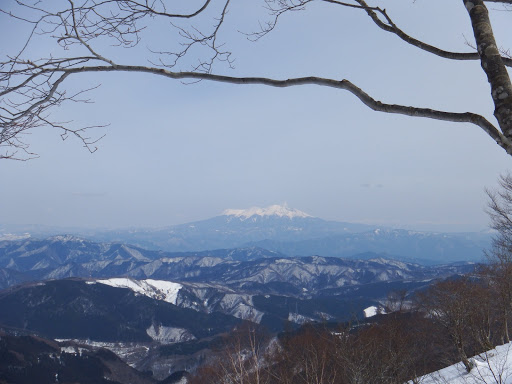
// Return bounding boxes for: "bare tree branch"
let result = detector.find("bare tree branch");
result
[256,0,512,67]
[347,0,512,68]
[1,0,512,159]
[61,65,512,153]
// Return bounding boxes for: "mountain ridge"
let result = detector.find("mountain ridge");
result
[1,204,491,263]
[0,236,476,291]
[79,205,491,259]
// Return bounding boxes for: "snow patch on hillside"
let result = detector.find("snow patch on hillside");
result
[222,204,312,219]
[288,312,316,324]
[0,233,31,241]
[146,324,195,344]
[95,278,182,305]
[364,306,379,318]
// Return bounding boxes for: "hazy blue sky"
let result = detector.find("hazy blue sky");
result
[1,0,512,232]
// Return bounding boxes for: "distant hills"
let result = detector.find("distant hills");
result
[0,223,483,380]
[94,205,492,263]
[1,204,491,263]
[0,235,476,328]
[248,228,491,264]
[0,235,475,291]
[0,240,476,377]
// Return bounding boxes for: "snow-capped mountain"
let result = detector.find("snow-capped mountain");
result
[77,204,375,252]
[63,204,489,262]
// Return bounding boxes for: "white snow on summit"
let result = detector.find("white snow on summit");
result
[222,204,312,219]
[94,278,182,305]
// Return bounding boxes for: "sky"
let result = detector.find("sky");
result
[1,0,512,232]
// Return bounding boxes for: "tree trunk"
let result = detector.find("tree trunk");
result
[458,345,473,373]
[505,310,510,343]
[464,0,512,138]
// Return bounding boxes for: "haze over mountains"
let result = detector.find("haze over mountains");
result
[84,205,378,252]
[1,205,491,264]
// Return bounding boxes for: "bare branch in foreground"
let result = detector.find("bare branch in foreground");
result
[349,0,512,68]
[3,61,512,159]
[2,0,512,159]
[61,64,512,154]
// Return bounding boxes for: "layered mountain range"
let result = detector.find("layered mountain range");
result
[0,256,474,379]
[0,234,476,339]
[1,205,491,263]
[0,235,475,293]
[0,205,489,381]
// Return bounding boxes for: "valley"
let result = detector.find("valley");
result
[0,206,488,382]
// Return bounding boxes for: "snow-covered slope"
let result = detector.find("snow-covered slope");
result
[363,306,382,318]
[92,278,182,305]
[418,343,512,383]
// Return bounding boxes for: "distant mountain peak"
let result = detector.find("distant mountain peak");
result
[222,204,313,220]
[48,234,84,242]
